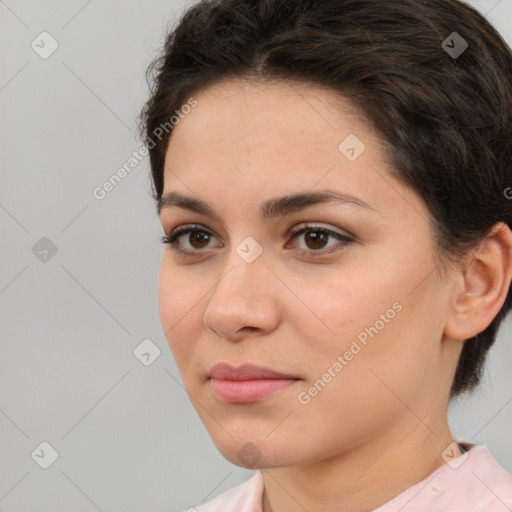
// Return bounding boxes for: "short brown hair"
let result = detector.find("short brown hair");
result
[138,0,512,398]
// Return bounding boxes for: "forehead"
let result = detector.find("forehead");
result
[165,78,377,180]
[170,77,374,149]
[161,78,425,224]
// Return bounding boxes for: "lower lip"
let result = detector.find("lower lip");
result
[209,378,298,403]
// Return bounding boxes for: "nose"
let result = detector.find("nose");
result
[202,249,280,341]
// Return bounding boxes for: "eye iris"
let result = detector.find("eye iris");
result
[305,230,328,250]
[190,230,210,249]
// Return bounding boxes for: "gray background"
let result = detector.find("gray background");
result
[0,1,511,511]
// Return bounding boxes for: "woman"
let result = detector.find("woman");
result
[138,0,512,510]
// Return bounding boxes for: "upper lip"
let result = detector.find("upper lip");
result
[208,363,299,381]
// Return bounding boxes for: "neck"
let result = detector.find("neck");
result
[261,415,458,512]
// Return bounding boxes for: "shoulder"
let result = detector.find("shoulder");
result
[430,444,512,511]
[178,471,263,512]
[466,444,512,511]
[374,444,512,512]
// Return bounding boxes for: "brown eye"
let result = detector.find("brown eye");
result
[161,223,354,257]
[188,230,211,249]
[288,225,354,256]
[303,230,329,250]
[161,224,220,253]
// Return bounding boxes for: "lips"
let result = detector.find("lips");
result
[209,362,298,380]
[208,363,301,404]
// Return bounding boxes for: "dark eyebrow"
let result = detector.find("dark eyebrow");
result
[157,189,381,218]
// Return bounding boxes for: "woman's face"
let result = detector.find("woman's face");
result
[158,78,459,468]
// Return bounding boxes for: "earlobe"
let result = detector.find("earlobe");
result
[444,222,512,341]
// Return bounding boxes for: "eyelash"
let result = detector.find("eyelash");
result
[160,223,354,257]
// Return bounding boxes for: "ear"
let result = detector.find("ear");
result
[444,222,512,341]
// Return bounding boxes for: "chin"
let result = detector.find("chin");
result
[209,430,301,469]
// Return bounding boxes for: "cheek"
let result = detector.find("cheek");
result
[158,262,178,337]
[293,302,433,446]
[158,260,204,364]
[319,291,437,412]
[294,258,437,393]
[293,270,397,359]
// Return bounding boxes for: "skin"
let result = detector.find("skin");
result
[157,78,512,512]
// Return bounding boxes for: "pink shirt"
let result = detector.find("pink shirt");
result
[186,444,512,511]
